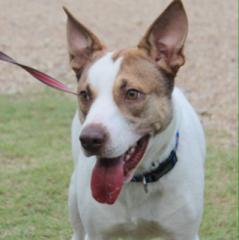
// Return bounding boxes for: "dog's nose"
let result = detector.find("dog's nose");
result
[79,124,108,155]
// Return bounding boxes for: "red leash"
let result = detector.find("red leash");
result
[0,51,77,95]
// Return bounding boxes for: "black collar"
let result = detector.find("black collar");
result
[131,131,179,191]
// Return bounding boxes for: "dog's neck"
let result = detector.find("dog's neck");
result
[136,91,181,174]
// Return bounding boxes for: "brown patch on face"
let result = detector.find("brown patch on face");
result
[113,48,174,134]
[76,51,108,122]
[77,82,96,122]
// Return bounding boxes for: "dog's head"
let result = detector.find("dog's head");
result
[64,0,188,204]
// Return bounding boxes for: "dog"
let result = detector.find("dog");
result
[64,0,206,239]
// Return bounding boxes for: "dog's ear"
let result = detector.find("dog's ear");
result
[138,0,188,75]
[63,7,105,78]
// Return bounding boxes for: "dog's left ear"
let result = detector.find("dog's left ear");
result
[63,7,105,77]
[138,0,188,75]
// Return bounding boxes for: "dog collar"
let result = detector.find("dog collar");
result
[131,131,179,192]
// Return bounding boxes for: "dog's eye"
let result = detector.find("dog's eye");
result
[78,90,90,102]
[125,89,143,101]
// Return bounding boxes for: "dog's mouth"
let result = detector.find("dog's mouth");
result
[91,135,149,204]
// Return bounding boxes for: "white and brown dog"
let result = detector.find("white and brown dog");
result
[65,1,205,240]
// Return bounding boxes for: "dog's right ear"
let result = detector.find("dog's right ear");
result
[63,7,105,78]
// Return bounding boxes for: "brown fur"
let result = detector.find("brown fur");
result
[113,48,174,134]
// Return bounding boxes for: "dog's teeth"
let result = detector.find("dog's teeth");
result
[129,147,135,154]
[125,155,130,161]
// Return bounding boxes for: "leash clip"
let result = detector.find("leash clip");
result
[143,177,148,193]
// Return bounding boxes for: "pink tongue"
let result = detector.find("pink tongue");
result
[91,157,124,204]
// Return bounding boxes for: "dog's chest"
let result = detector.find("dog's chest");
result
[99,187,168,239]
[103,219,165,240]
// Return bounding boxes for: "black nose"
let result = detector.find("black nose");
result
[79,124,108,155]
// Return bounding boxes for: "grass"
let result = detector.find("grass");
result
[201,136,237,240]
[0,90,237,240]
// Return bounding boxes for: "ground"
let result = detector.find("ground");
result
[0,0,237,147]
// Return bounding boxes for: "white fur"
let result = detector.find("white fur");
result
[80,53,141,158]
[69,53,206,240]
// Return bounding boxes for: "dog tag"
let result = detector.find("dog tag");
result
[143,177,148,193]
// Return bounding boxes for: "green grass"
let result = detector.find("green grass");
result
[0,91,237,240]
[0,90,75,240]
[201,137,237,240]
